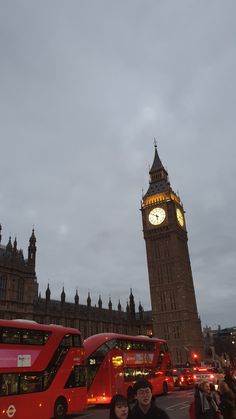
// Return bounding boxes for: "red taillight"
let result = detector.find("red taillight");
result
[210,374,214,379]
[180,376,184,382]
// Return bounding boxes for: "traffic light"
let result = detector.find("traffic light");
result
[193,353,198,365]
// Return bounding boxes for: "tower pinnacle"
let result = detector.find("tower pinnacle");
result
[144,145,171,197]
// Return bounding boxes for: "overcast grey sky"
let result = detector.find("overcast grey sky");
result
[1,1,236,329]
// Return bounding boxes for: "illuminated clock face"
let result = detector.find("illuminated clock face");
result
[148,207,166,225]
[176,208,184,227]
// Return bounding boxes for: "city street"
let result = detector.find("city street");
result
[72,389,194,419]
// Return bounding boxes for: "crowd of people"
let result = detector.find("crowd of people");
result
[190,368,236,419]
[108,368,236,419]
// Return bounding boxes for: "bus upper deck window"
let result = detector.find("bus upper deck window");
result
[1,328,20,344]
[22,330,44,345]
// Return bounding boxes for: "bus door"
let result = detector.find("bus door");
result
[110,350,124,395]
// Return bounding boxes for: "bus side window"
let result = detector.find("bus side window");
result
[22,330,44,345]
[87,344,110,387]
[19,374,43,394]
[61,334,73,347]
[0,374,19,396]
[65,365,86,388]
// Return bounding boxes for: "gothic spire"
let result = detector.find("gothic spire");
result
[129,288,135,317]
[0,224,2,243]
[98,294,102,309]
[144,143,171,197]
[150,141,164,173]
[87,292,91,307]
[29,228,36,245]
[13,237,17,252]
[75,289,79,305]
[61,286,66,303]
[46,283,51,301]
[28,229,36,268]
[6,236,12,252]
[108,297,112,310]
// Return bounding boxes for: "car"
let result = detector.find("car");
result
[172,368,195,390]
[193,367,224,389]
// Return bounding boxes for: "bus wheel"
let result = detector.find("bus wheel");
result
[54,397,67,419]
[162,382,168,396]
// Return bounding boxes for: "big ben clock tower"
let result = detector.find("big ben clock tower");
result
[141,144,203,365]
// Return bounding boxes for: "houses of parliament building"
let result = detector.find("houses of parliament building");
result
[0,146,203,365]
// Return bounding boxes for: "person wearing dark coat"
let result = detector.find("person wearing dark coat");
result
[224,370,236,398]
[219,381,236,419]
[194,382,220,419]
[130,379,170,419]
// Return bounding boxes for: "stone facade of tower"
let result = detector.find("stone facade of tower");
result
[141,146,203,365]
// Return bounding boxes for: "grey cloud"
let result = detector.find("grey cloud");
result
[1,0,236,328]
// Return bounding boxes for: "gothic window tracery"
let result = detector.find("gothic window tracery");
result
[0,275,7,299]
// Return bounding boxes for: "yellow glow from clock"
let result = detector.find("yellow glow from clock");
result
[176,208,184,227]
[142,191,180,208]
[148,207,166,225]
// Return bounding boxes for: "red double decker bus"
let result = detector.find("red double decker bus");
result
[0,319,87,419]
[84,333,174,404]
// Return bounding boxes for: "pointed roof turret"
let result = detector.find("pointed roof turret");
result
[144,143,171,197]
[87,292,91,307]
[61,286,66,303]
[98,294,102,309]
[6,236,12,252]
[139,301,144,320]
[129,288,134,303]
[46,283,51,301]
[0,224,2,244]
[29,228,36,245]
[118,299,121,311]
[139,301,143,312]
[129,288,135,317]
[28,229,36,268]
[75,289,79,305]
[150,141,164,173]
[13,237,17,252]
[108,297,112,310]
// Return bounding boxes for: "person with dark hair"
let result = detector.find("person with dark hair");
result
[109,394,131,419]
[194,382,220,418]
[219,381,236,419]
[130,379,170,418]
[224,369,236,398]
